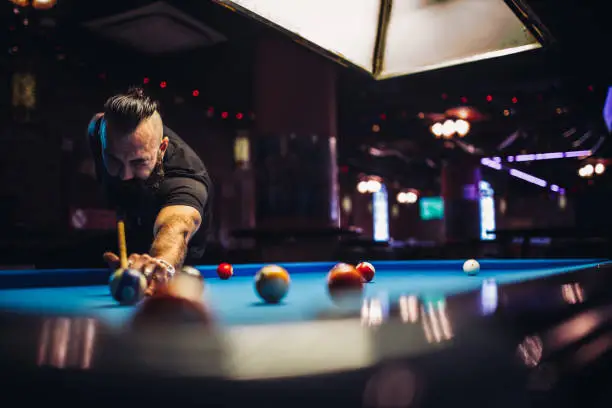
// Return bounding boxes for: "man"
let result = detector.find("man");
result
[86,87,212,294]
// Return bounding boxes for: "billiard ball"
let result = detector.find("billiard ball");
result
[255,264,290,304]
[217,262,233,280]
[130,295,213,329]
[327,263,364,306]
[180,265,205,295]
[181,265,203,280]
[356,261,376,282]
[130,272,212,330]
[463,259,480,275]
[109,268,147,305]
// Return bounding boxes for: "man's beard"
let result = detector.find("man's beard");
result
[145,155,165,191]
[112,152,165,201]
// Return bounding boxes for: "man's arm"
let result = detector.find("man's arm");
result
[103,177,210,277]
[150,205,202,268]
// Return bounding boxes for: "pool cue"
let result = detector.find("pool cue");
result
[117,219,128,270]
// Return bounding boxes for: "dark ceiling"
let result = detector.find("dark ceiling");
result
[4,0,611,195]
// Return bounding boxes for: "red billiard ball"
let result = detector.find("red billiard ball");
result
[356,262,375,283]
[327,263,364,306]
[255,265,290,304]
[130,272,212,329]
[130,295,213,329]
[217,263,233,280]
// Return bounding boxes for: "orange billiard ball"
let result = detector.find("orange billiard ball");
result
[327,263,364,306]
[217,262,233,280]
[255,264,290,304]
[356,262,375,283]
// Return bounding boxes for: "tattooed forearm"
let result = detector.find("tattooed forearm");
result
[150,214,197,268]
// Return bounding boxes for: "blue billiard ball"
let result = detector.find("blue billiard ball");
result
[109,268,147,305]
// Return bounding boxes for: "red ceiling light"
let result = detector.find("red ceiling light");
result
[143,77,150,84]
[460,96,468,103]
[160,81,167,88]
[511,97,518,104]
[486,95,493,102]
[221,112,229,119]
[192,90,199,97]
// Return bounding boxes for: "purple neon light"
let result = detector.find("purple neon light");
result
[509,169,547,187]
[481,158,502,170]
[564,150,592,158]
[515,152,564,162]
[486,149,592,163]
[481,158,564,192]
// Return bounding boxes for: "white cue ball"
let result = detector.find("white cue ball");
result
[463,259,480,275]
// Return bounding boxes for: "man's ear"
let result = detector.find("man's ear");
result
[160,136,169,154]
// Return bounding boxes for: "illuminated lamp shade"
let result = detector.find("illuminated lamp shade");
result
[454,119,470,137]
[357,180,369,194]
[431,122,443,138]
[396,192,407,204]
[366,178,382,193]
[499,198,507,214]
[595,163,605,175]
[33,0,57,9]
[396,190,418,204]
[445,106,487,122]
[341,196,352,213]
[457,108,469,119]
[233,136,250,164]
[405,190,418,204]
[442,119,455,138]
[558,194,567,210]
[11,72,37,109]
[10,0,29,7]
[358,177,382,194]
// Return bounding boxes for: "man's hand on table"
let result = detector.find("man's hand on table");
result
[103,252,173,295]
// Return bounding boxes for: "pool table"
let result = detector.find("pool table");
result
[0,258,607,328]
[0,258,606,327]
[2,258,612,408]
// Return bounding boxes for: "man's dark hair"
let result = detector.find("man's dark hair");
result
[103,87,159,131]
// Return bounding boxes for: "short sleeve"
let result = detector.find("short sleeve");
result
[158,177,209,217]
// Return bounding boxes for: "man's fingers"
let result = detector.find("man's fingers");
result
[129,254,145,270]
[103,252,120,269]
[142,261,158,277]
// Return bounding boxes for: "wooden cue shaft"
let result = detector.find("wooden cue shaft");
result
[117,220,128,269]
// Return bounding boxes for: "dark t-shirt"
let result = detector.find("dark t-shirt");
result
[87,115,212,260]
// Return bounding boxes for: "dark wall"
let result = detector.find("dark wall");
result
[1,44,251,237]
